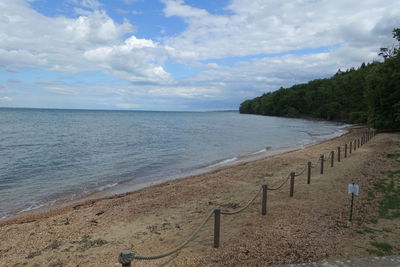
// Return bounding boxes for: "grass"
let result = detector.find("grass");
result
[335,220,348,228]
[386,152,400,159]
[366,241,394,256]
[361,160,400,257]
[355,227,375,234]
[370,241,393,252]
[372,168,400,219]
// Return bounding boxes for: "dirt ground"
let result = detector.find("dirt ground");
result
[0,127,399,267]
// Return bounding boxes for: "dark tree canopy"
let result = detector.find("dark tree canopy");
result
[239,28,400,130]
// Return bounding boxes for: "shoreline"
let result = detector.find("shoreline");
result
[0,124,348,223]
[2,126,395,266]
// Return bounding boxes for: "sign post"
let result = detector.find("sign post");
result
[348,183,359,221]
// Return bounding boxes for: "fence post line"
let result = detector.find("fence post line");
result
[345,143,347,158]
[337,146,341,162]
[289,172,295,197]
[118,251,135,267]
[213,209,220,248]
[262,184,268,215]
[320,155,324,174]
[307,161,311,184]
[350,141,352,154]
[330,151,334,167]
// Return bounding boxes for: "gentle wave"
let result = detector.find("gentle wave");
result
[207,157,239,168]
[0,108,348,219]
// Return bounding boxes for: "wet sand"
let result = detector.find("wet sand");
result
[0,127,399,266]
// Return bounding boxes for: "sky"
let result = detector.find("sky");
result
[0,0,399,111]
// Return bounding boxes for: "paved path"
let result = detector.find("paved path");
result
[271,255,400,267]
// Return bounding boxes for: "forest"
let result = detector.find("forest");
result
[239,28,400,130]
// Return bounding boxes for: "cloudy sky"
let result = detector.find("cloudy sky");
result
[0,0,399,110]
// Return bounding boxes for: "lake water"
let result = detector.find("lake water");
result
[0,108,347,219]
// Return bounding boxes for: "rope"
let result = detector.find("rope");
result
[311,157,321,168]
[268,173,291,190]
[133,209,215,260]
[119,131,380,263]
[294,164,307,176]
[220,187,262,215]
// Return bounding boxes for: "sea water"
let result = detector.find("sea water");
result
[0,108,347,218]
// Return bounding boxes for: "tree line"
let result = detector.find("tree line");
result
[239,28,400,130]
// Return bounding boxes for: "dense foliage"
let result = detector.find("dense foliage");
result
[239,28,400,130]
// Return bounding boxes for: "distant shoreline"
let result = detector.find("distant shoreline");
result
[0,124,351,225]
[0,109,347,220]
[3,126,396,267]
[0,123,349,222]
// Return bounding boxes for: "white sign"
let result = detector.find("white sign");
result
[348,184,360,195]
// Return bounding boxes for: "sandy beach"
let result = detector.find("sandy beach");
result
[0,127,399,266]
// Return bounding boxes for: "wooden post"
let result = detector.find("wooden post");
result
[320,155,324,174]
[344,143,347,158]
[262,185,268,215]
[337,146,341,162]
[350,141,352,154]
[353,140,356,151]
[307,161,311,184]
[358,138,360,148]
[290,172,295,197]
[213,209,220,248]
[349,193,355,221]
[118,251,135,267]
[330,151,334,167]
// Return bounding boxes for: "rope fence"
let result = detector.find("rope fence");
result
[118,129,377,266]
[220,186,262,215]
[267,173,291,191]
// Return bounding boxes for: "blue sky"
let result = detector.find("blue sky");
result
[0,0,399,110]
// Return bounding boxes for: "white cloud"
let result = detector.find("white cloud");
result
[68,0,102,10]
[0,0,169,84]
[0,0,399,110]
[163,0,208,18]
[163,0,400,61]
[0,96,13,101]
[115,103,141,109]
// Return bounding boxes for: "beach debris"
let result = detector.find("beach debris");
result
[133,231,147,238]
[161,222,172,230]
[45,240,62,250]
[25,250,41,259]
[147,225,161,235]
[95,210,105,216]
[221,202,240,209]
[71,235,108,252]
